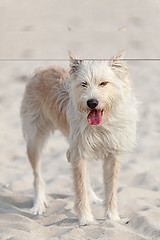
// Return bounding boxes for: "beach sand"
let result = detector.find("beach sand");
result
[0,0,160,239]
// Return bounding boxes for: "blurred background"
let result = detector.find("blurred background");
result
[0,0,160,189]
[0,0,160,239]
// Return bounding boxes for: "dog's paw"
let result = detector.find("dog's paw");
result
[88,191,103,205]
[92,197,104,205]
[106,211,129,225]
[31,199,49,215]
[116,218,130,225]
[79,214,97,226]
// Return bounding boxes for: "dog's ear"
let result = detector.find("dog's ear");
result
[109,50,126,69]
[68,50,76,60]
[108,50,128,79]
[68,50,82,75]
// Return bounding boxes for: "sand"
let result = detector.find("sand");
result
[0,0,160,239]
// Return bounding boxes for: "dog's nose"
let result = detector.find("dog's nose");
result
[87,99,99,109]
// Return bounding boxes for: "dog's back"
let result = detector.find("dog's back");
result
[21,66,70,143]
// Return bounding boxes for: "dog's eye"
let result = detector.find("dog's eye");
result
[82,82,88,88]
[99,82,108,87]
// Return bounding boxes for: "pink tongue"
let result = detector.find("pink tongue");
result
[87,109,102,125]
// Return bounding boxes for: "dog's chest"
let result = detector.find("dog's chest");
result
[81,121,135,156]
[81,125,115,155]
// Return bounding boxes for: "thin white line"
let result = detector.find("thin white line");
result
[0,58,160,61]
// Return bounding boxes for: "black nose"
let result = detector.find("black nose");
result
[87,99,99,109]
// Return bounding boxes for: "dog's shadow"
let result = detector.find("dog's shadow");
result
[0,192,117,228]
[45,217,78,227]
[48,193,78,226]
[49,193,69,200]
[0,194,34,218]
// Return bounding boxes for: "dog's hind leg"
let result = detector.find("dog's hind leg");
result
[87,174,103,204]
[26,119,52,215]
[103,153,129,224]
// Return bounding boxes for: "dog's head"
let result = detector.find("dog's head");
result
[69,51,130,126]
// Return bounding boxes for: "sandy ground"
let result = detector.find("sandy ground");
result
[0,0,160,239]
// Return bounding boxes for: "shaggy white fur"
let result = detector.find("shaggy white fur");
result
[20,51,137,225]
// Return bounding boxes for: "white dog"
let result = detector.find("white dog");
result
[20,51,137,225]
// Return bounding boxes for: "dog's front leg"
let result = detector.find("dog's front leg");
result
[103,153,129,224]
[71,156,95,225]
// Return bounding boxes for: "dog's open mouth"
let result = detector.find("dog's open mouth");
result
[87,109,103,125]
